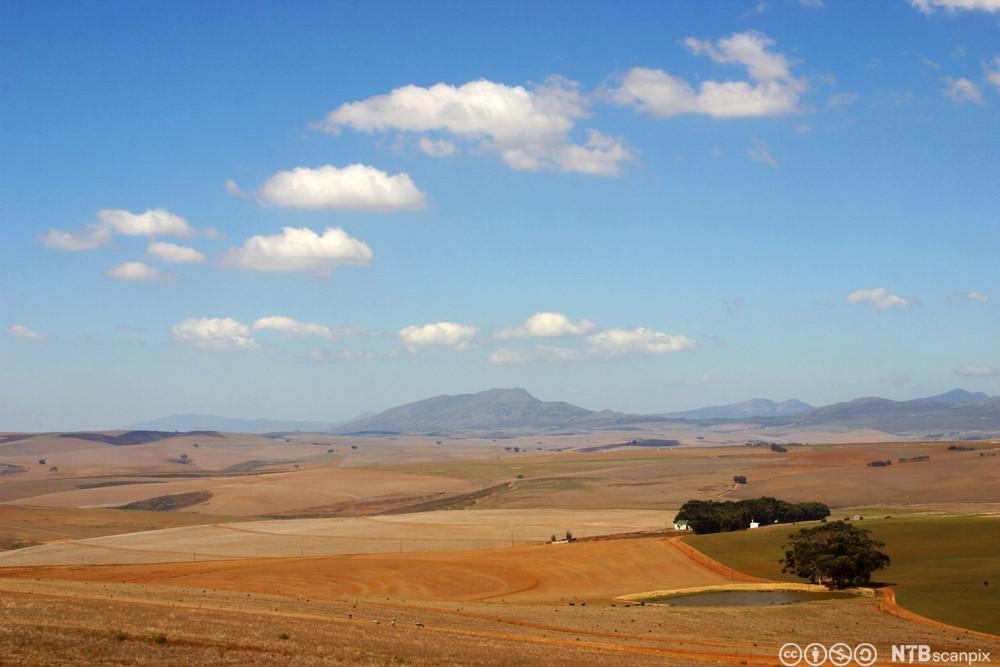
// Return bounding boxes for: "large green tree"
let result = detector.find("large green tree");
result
[781,521,890,588]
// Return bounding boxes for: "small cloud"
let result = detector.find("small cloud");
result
[909,0,1000,14]
[7,324,47,340]
[171,317,258,351]
[399,322,478,351]
[418,137,457,157]
[252,316,371,340]
[257,164,427,211]
[955,364,999,377]
[846,287,913,311]
[106,261,173,282]
[746,138,778,167]
[41,208,194,252]
[986,56,1000,92]
[225,179,248,198]
[147,241,205,264]
[948,291,991,303]
[495,312,596,340]
[221,227,372,276]
[944,77,984,104]
[488,327,696,364]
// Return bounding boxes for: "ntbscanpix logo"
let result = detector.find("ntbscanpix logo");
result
[780,642,992,666]
[779,642,877,666]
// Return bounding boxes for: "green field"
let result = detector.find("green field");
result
[685,515,1000,636]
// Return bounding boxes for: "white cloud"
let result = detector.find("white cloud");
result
[610,31,805,119]
[105,261,172,281]
[986,56,1000,91]
[6,324,47,340]
[97,209,193,237]
[746,138,778,167]
[949,291,991,303]
[489,327,696,364]
[944,77,984,104]
[585,327,697,356]
[257,164,427,211]
[221,227,372,275]
[41,225,112,251]
[147,241,205,264]
[955,364,1000,377]
[225,178,247,197]
[399,322,478,350]
[846,287,913,310]
[495,312,596,339]
[171,317,258,351]
[42,208,193,252]
[910,0,1000,12]
[252,316,369,340]
[316,77,632,176]
[418,137,457,157]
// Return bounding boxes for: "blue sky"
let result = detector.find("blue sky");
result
[2,0,999,430]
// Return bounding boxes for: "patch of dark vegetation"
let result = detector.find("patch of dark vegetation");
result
[378,482,515,515]
[341,430,401,436]
[898,455,930,463]
[675,497,830,534]
[947,444,976,451]
[733,475,747,484]
[167,453,193,465]
[60,430,223,446]
[578,438,680,452]
[0,463,29,475]
[77,480,164,490]
[2,540,41,551]
[117,490,212,511]
[867,459,892,467]
[223,460,296,473]
[769,443,788,453]
[0,434,33,445]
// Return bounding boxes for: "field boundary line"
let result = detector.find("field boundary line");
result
[877,587,1000,641]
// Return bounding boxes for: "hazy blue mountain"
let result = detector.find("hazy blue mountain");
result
[333,387,630,434]
[662,398,814,420]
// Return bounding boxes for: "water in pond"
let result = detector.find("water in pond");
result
[647,590,856,607]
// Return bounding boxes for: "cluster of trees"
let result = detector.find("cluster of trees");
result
[674,497,830,534]
[782,521,890,588]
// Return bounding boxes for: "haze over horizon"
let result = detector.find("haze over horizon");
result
[3,1,999,431]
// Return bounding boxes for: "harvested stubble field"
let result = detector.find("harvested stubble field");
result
[1,535,996,666]
[0,509,673,566]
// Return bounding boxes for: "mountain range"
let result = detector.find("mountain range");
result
[127,388,1000,436]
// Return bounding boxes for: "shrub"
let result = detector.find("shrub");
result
[153,634,167,645]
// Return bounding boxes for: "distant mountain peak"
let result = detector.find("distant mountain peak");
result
[662,398,814,420]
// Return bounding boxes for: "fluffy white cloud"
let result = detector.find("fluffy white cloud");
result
[746,138,778,167]
[418,137,457,157]
[944,77,984,104]
[147,241,205,264]
[490,327,695,364]
[611,31,805,119]
[846,287,913,310]
[955,364,1000,377]
[105,261,172,281]
[399,322,478,350]
[221,227,372,275]
[252,316,369,340]
[42,208,193,252]
[6,324,47,340]
[257,164,427,211]
[495,312,596,339]
[910,0,1000,12]
[316,77,632,176]
[96,209,192,237]
[949,291,991,303]
[41,225,112,251]
[988,57,1000,91]
[585,327,697,356]
[171,317,258,351]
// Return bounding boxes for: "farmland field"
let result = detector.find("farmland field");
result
[684,514,1000,635]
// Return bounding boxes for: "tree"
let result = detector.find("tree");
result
[781,521,890,588]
